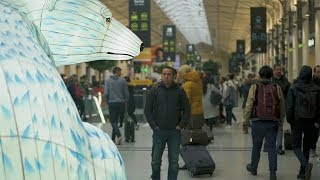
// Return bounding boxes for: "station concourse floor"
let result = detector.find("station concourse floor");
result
[94,106,320,180]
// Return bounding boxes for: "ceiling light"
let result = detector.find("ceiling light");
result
[155,0,212,45]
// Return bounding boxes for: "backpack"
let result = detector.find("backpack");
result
[210,87,222,105]
[253,83,280,120]
[74,82,85,99]
[294,87,318,119]
[223,82,237,107]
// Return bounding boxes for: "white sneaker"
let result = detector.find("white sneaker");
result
[135,123,140,130]
[310,149,318,157]
[225,125,232,129]
[116,136,123,145]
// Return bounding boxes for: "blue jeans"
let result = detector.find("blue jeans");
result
[151,129,181,180]
[251,121,278,172]
[108,102,125,140]
[225,106,236,125]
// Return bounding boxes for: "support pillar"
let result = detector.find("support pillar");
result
[315,1,320,65]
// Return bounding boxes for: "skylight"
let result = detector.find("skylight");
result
[155,0,212,45]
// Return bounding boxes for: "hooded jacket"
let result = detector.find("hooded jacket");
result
[286,66,320,124]
[181,70,204,115]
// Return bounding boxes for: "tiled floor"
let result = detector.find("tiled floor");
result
[92,106,320,180]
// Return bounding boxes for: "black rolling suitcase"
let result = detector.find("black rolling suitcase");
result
[124,113,135,142]
[180,145,215,177]
[284,129,292,150]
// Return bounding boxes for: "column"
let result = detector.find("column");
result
[302,4,309,66]
[292,13,299,79]
[79,63,86,77]
[315,1,320,65]
[69,65,77,77]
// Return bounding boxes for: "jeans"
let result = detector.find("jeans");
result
[225,106,236,125]
[151,129,181,180]
[276,127,283,150]
[263,126,283,151]
[291,122,318,169]
[251,121,278,172]
[108,102,125,140]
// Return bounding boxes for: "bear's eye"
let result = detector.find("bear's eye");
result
[106,18,111,24]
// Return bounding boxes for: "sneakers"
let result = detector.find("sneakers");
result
[310,149,318,157]
[246,164,257,175]
[225,125,232,129]
[135,123,140,130]
[270,171,277,180]
[116,136,123,145]
[304,163,313,180]
[297,173,305,179]
[277,149,285,155]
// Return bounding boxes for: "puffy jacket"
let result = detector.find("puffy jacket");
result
[181,70,204,115]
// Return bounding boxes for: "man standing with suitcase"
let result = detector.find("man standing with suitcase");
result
[144,66,191,180]
[243,66,286,180]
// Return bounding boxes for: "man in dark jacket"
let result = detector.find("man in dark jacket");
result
[271,64,291,155]
[310,65,320,157]
[286,65,320,179]
[144,66,191,180]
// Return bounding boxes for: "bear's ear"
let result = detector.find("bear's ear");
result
[100,7,112,26]
[44,0,57,11]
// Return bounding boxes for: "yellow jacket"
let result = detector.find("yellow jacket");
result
[243,82,285,127]
[181,70,204,115]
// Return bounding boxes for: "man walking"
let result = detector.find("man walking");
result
[144,66,191,180]
[310,65,320,157]
[105,67,129,145]
[286,65,320,179]
[243,66,285,180]
[271,64,291,155]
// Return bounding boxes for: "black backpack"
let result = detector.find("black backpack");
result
[294,87,318,119]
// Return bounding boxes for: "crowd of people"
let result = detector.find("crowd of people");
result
[63,63,320,180]
[142,64,320,180]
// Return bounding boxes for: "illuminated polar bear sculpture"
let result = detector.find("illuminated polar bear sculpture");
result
[0,0,143,180]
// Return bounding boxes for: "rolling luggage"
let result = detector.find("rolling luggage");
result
[125,113,135,142]
[284,129,292,150]
[181,129,209,146]
[180,145,215,177]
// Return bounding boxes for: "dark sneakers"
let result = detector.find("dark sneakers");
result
[277,149,285,155]
[270,171,277,180]
[304,163,313,180]
[246,164,257,175]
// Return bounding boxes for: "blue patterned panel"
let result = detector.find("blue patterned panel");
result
[0,3,128,180]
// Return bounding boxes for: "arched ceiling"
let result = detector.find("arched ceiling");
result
[101,0,284,60]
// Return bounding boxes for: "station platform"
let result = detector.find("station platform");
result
[92,106,320,180]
